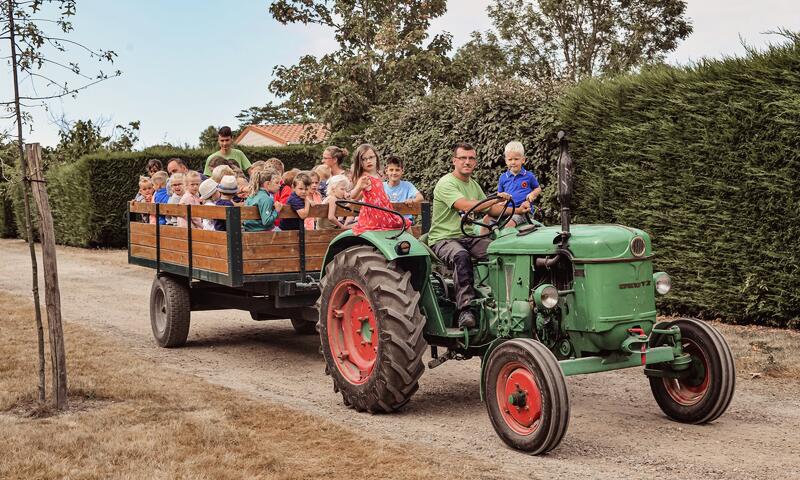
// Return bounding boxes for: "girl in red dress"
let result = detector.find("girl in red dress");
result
[349,144,411,235]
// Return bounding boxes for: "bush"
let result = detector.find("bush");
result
[364,81,563,220]
[559,39,800,328]
[0,183,17,238]
[7,144,322,248]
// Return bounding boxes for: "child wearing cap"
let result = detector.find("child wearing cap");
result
[199,178,220,231]
[177,171,203,229]
[214,175,238,231]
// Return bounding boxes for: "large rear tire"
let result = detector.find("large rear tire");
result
[318,245,426,413]
[149,275,191,348]
[484,338,570,454]
[649,318,735,424]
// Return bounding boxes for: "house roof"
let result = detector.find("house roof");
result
[235,123,329,145]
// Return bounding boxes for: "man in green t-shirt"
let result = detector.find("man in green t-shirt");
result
[203,126,252,176]
[428,143,528,328]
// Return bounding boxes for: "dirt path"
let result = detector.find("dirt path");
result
[2,238,799,479]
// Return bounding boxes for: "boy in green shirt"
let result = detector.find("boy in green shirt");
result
[203,126,252,176]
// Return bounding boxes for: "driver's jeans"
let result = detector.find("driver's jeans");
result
[431,237,491,313]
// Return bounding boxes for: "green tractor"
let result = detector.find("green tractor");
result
[316,133,735,454]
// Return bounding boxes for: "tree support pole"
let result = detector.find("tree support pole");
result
[26,143,68,410]
[8,0,46,403]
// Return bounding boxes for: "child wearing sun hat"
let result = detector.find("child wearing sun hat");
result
[214,175,238,231]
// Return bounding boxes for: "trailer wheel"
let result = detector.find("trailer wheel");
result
[484,338,570,455]
[649,318,735,424]
[149,275,191,348]
[290,318,317,335]
[318,245,426,413]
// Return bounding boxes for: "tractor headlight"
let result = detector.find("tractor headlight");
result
[534,284,559,309]
[653,272,671,295]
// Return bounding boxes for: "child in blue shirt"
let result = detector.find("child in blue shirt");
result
[150,171,170,225]
[280,172,314,231]
[214,175,239,231]
[488,141,541,228]
[243,169,283,232]
[383,155,423,220]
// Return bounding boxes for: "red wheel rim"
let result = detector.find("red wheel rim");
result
[495,361,543,435]
[326,280,378,385]
[662,338,711,406]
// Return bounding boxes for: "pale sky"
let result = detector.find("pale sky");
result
[2,0,798,148]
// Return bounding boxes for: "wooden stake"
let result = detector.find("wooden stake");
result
[25,143,68,410]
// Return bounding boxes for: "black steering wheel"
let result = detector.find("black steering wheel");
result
[460,195,514,238]
[335,199,408,240]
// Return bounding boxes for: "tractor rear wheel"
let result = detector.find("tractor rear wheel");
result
[318,245,426,413]
[648,318,735,424]
[149,275,191,348]
[484,338,570,454]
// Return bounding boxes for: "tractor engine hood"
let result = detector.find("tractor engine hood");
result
[488,224,652,260]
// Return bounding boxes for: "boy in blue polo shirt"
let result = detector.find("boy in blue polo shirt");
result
[493,141,541,227]
[383,155,424,221]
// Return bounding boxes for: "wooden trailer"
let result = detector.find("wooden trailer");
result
[128,201,430,344]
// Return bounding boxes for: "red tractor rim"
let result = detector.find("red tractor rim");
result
[327,280,378,385]
[496,361,543,435]
[663,338,711,406]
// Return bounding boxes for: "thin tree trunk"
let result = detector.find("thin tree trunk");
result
[26,143,68,410]
[8,0,46,403]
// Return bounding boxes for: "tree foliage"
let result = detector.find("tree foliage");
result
[263,0,461,130]
[198,125,218,150]
[461,0,693,82]
[51,119,139,164]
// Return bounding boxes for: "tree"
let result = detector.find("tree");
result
[2,0,120,410]
[235,102,310,129]
[465,0,692,82]
[262,0,461,130]
[106,120,140,152]
[198,125,218,150]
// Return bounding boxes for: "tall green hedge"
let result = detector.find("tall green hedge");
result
[364,81,563,220]
[560,40,800,328]
[0,183,17,238]
[6,144,322,247]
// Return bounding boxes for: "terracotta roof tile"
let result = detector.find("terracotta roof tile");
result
[245,123,329,145]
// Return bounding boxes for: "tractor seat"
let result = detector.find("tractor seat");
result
[417,233,443,264]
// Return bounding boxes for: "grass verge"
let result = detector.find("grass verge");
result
[0,292,498,480]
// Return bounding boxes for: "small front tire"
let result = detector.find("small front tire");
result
[649,318,735,424]
[484,338,570,454]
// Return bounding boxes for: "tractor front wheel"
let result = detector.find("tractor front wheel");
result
[484,338,570,454]
[318,246,426,412]
[649,318,735,424]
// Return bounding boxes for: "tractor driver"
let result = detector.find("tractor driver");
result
[427,142,529,329]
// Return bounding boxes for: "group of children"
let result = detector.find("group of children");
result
[133,144,425,234]
[134,140,540,235]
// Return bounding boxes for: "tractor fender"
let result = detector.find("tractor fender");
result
[321,230,432,292]
[480,337,513,402]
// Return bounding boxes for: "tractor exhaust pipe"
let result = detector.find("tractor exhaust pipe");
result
[557,131,573,248]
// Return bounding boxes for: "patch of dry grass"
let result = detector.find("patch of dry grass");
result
[712,321,800,378]
[0,292,499,480]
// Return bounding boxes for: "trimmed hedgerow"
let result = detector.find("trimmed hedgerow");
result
[364,80,563,221]
[9,144,322,247]
[560,39,800,328]
[0,183,17,238]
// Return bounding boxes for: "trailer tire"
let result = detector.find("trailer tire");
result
[484,338,570,455]
[150,275,191,348]
[648,318,735,424]
[290,318,317,335]
[318,245,426,413]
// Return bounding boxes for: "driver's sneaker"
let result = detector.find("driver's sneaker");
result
[458,310,477,329]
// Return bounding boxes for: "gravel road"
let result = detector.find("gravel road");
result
[1,238,798,479]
